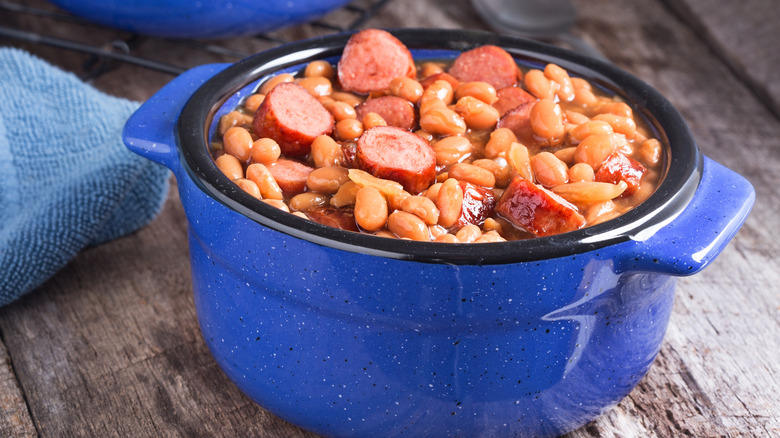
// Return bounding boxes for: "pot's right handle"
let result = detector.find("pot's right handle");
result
[621,156,754,276]
[123,63,230,173]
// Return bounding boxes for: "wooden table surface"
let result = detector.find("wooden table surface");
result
[1,0,778,436]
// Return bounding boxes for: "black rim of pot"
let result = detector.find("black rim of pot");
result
[177,28,702,265]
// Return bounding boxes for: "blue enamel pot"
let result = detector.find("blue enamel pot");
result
[46,0,351,39]
[123,29,754,438]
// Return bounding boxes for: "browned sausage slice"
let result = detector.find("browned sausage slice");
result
[496,101,536,145]
[495,176,586,237]
[253,82,334,157]
[454,181,496,230]
[594,151,646,196]
[494,86,536,116]
[267,158,315,196]
[448,45,518,90]
[304,206,360,232]
[355,126,436,194]
[338,29,416,94]
[356,96,417,130]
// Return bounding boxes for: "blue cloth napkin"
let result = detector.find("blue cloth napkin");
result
[0,48,170,307]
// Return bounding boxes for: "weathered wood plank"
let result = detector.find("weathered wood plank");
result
[0,337,36,437]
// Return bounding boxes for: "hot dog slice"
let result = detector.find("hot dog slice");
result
[338,29,416,94]
[304,206,360,232]
[356,96,417,130]
[355,126,435,194]
[253,82,334,157]
[267,158,314,196]
[496,101,536,145]
[454,181,496,229]
[594,151,646,196]
[495,176,586,237]
[494,86,536,116]
[448,45,518,90]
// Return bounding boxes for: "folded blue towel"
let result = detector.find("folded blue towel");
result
[0,48,170,306]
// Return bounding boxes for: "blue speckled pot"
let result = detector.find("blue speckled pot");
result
[46,0,351,39]
[123,30,754,438]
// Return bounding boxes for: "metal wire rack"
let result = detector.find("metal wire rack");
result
[0,0,390,81]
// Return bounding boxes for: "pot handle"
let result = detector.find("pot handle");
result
[620,156,754,276]
[122,63,230,172]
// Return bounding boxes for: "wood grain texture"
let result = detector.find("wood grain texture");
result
[1,0,778,436]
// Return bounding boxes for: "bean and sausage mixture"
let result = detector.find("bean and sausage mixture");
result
[211,29,663,242]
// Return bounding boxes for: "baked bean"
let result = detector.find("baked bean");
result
[354,186,388,231]
[297,76,333,97]
[474,230,505,242]
[565,110,590,126]
[483,127,517,158]
[348,168,405,198]
[434,233,459,243]
[388,77,424,103]
[572,86,599,107]
[387,210,430,241]
[215,154,243,181]
[415,129,434,143]
[544,63,574,102]
[449,162,496,187]
[454,81,498,104]
[246,163,284,200]
[374,230,397,239]
[306,166,350,194]
[585,200,619,224]
[574,133,621,169]
[455,224,482,243]
[331,91,364,107]
[530,98,565,142]
[335,118,364,140]
[570,120,614,144]
[568,162,595,182]
[401,195,440,225]
[361,112,388,130]
[420,62,445,78]
[530,152,568,187]
[507,142,533,180]
[593,113,636,139]
[596,101,633,119]
[218,110,253,135]
[472,158,512,188]
[243,94,265,113]
[304,60,335,79]
[639,138,662,166]
[436,178,464,228]
[421,80,455,106]
[235,178,261,199]
[250,137,281,164]
[223,126,253,162]
[482,217,503,234]
[310,135,345,168]
[330,180,360,208]
[553,147,577,165]
[259,72,294,95]
[425,182,443,202]
[419,106,467,136]
[524,69,555,99]
[289,192,329,211]
[387,190,411,211]
[454,96,500,130]
[551,180,627,204]
[292,211,309,220]
[263,199,291,213]
[329,101,357,121]
[428,224,447,239]
[433,136,472,167]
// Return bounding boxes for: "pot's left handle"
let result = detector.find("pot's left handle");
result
[123,63,230,172]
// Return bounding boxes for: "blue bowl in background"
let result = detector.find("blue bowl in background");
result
[123,29,755,437]
[47,0,352,39]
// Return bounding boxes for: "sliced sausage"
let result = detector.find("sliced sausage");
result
[304,206,360,232]
[495,176,586,237]
[419,72,460,90]
[594,151,646,196]
[454,181,496,230]
[356,96,417,130]
[448,45,518,90]
[338,29,416,94]
[496,101,536,145]
[267,158,315,196]
[494,86,537,116]
[355,126,436,194]
[253,82,334,157]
